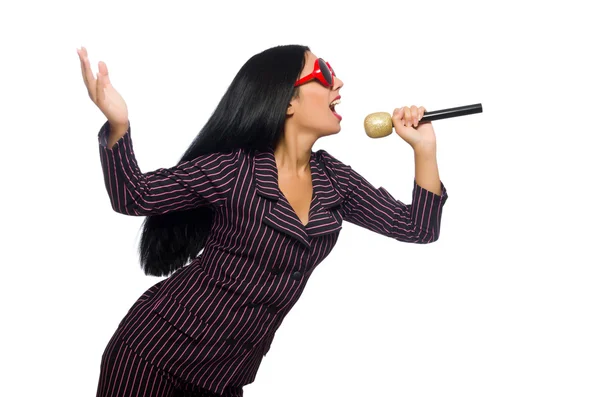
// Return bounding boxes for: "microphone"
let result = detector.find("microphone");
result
[364,103,483,138]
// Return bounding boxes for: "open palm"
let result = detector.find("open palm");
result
[77,46,129,127]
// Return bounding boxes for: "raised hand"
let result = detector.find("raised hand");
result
[77,46,129,128]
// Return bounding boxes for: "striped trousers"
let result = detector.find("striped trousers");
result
[96,330,244,397]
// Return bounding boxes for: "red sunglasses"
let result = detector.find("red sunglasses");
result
[294,58,336,88]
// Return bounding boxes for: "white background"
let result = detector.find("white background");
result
[1,0,598,396]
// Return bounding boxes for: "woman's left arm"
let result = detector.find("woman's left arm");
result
[339,162,448,244]
[414,145,441,196]
[400,105,442,196]
[321,105,449,244]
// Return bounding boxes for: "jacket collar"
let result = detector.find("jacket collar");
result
[253,146,344,247]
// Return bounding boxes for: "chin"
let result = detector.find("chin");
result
[312,118,342,138]
[319,127,341,138]
[328,119,342,133]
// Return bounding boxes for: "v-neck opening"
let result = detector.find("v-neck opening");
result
[273,150,317,229]
[289,190,315,228]
[277,180,315,228]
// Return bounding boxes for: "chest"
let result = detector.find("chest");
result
[205,169,343,283]
[278,174,313,227]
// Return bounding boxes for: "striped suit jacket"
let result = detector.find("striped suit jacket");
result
[97,120,448,394]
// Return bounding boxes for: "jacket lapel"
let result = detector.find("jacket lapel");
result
[254,147,344,247]
[304,150,344,238]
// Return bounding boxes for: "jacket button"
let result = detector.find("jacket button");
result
[248,302,259,308]
[223,336,236,346]
[292,271,302,280]
[242,341,254,350]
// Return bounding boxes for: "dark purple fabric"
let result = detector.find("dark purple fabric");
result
[97,120,448,395]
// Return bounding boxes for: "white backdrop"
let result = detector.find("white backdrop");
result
[2,0,598,396]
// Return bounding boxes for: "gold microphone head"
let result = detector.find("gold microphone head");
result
[364,112,393,138]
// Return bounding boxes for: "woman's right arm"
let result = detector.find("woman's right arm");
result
[78,47,239,216]
[105,121,129,149]
[98,119,240,216]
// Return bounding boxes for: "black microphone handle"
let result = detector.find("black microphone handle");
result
[419,103,483,123]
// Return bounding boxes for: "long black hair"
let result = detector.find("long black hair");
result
[138,44,310,277]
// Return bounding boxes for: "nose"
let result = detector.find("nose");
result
[333,75,344,90]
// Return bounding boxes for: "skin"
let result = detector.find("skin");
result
[275,51,345,226]
[77,46,129,148]
[76,47,441,227]
[277,51,441,226]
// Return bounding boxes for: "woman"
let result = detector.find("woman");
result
[77,44,448,397]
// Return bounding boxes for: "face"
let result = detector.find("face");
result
[286,51,344,138]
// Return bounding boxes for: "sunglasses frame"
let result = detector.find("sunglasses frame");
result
[294,58,336,88]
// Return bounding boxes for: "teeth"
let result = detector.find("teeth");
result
[329,99,341,108]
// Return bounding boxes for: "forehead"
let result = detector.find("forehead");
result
[303,51,318,70]
[305,51,318,62]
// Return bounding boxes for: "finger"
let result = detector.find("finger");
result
[77,49,87,84]
[80,53,96,99]
[78,47,90,79]
[396,107,405,126]
[418,106,425,120]
[404,106,411,127]
[411,105,419,127]
[78,50,90,87]
[96,66,105,105]
[81,46,90,62]
[392,107,403,126]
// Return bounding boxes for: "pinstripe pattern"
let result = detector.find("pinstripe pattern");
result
[97,282,244,396]
[97,120,448,395]
[97,338,244,397]
[96,330,174,397]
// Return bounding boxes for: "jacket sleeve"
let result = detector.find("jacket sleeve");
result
[98,120,240,216]
[319,149,448,244]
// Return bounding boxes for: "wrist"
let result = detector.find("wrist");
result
[413,141,437,156]
[109,121,129,136]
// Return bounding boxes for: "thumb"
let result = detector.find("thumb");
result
[95,61,110,104]
[98,61,111,85]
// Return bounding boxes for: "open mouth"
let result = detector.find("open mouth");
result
[329,98,342,120]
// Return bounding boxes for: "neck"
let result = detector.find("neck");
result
[274,126,316,176]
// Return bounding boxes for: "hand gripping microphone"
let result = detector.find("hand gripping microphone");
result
[364,103,483,138]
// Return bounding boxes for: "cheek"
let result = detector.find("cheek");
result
[303,89,329,108]
[312,96,331,116]
[296,90,331,121]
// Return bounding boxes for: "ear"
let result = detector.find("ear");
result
[286,102,295,116]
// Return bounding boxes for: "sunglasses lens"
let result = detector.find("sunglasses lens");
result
[318,58,333,86]
[326,61,335,76]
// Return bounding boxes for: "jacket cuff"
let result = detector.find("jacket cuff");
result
[410,178,448,238]
[98,119,131,149]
